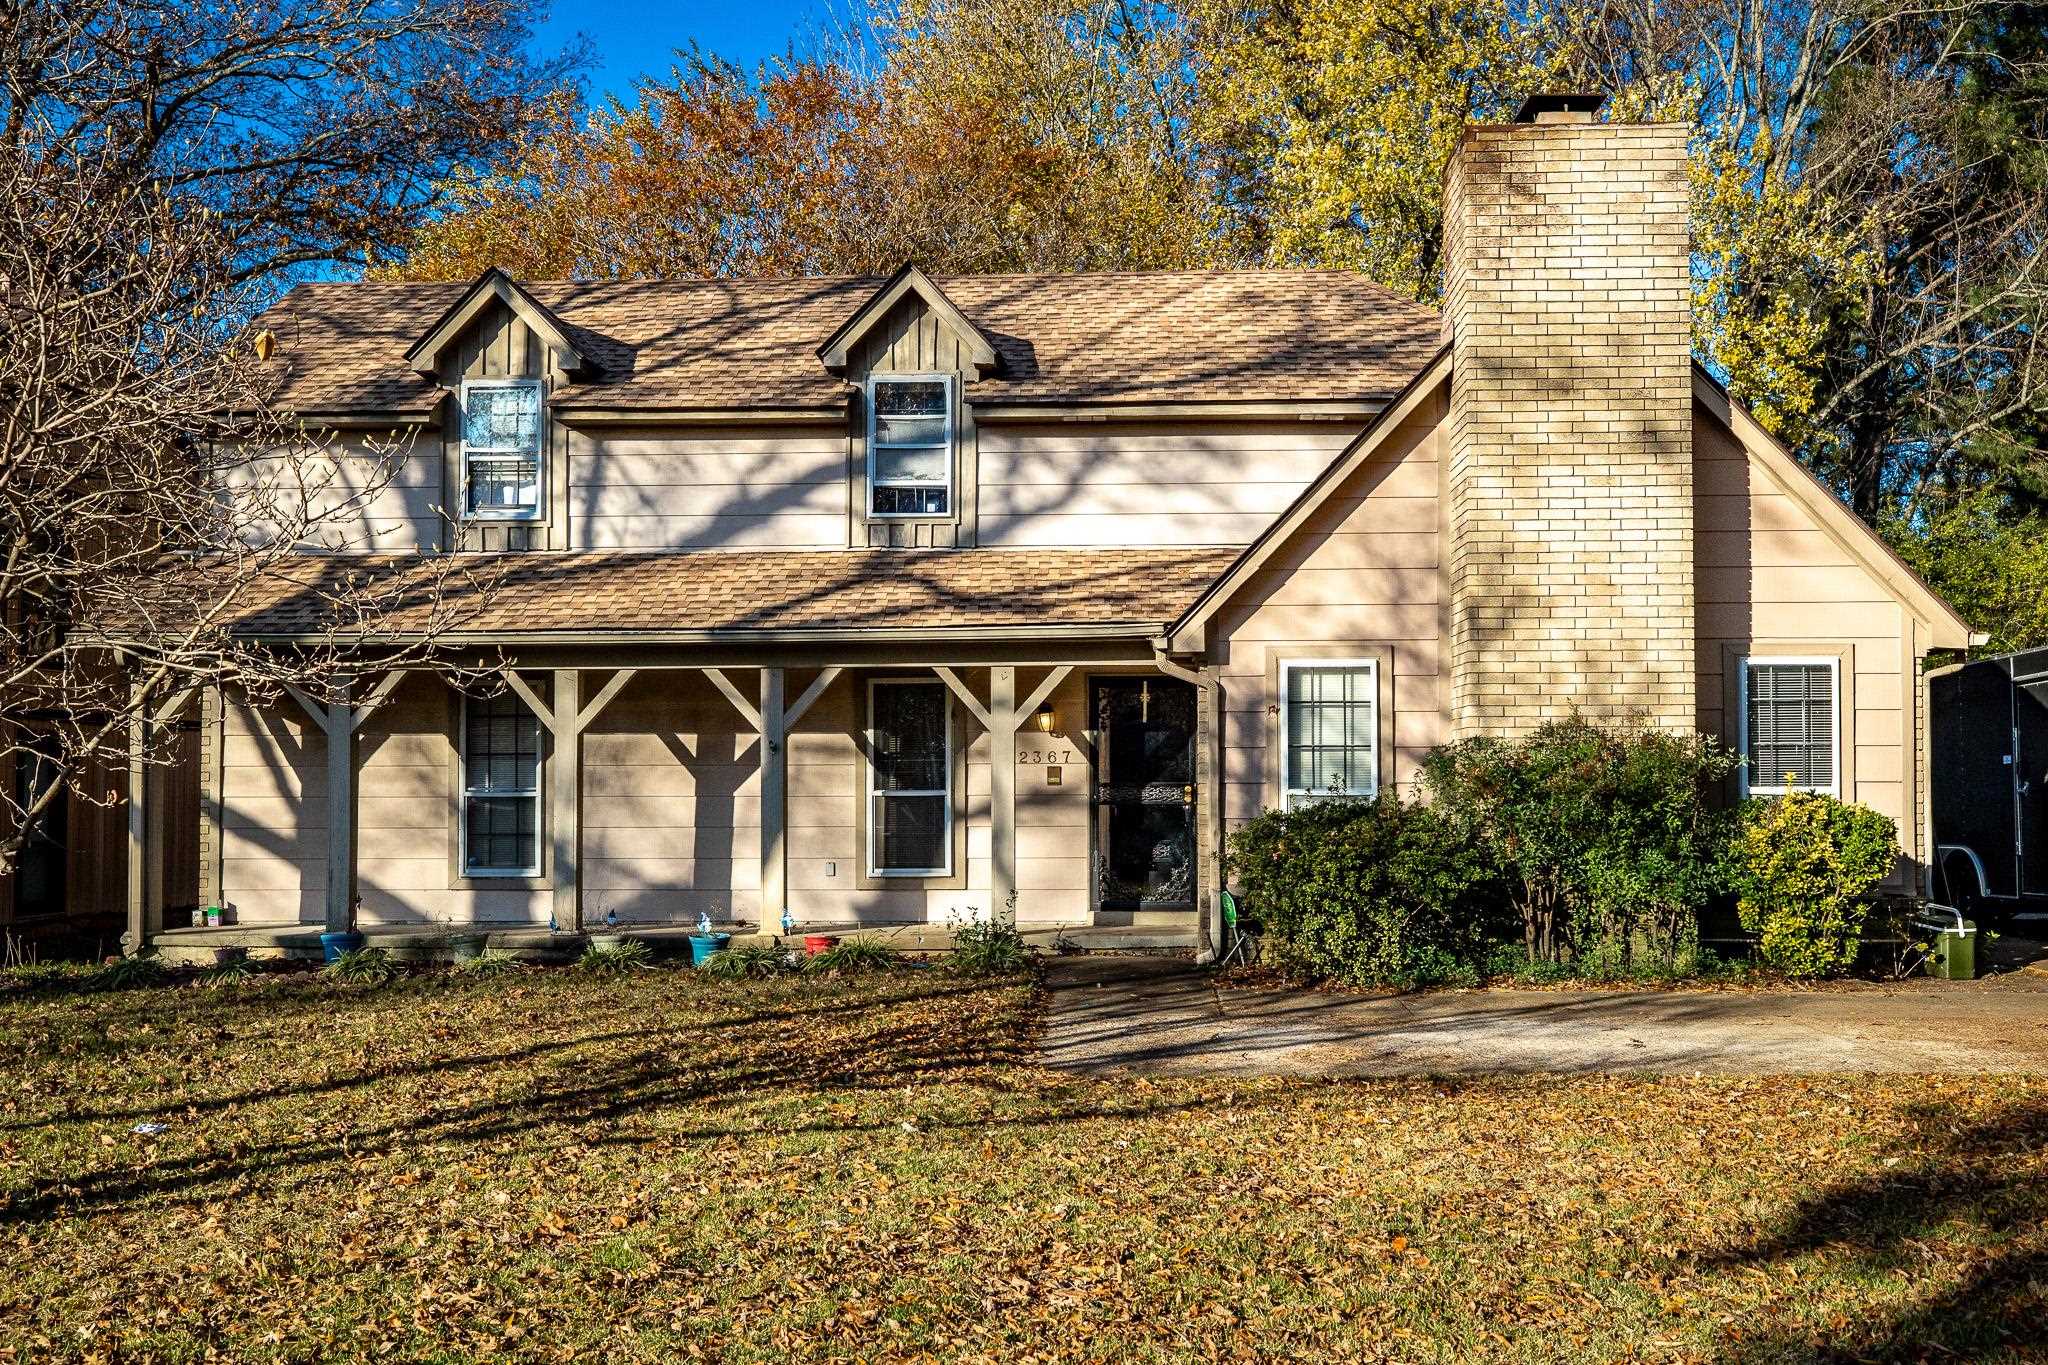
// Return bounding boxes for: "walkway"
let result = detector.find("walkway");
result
[1040,955,2048,1076]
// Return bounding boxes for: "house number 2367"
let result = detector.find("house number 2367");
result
[1017,748,1076,765]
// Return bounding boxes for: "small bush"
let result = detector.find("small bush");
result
[92,953,170,991]
[946,916,1028,976]
[201,956,261,988]
[805,938,897,974]
[699,942,788,980]
[577,940,653,977]
[1227,795,1506,988]
[324,946,400,985]
[456,948,522,977]
[1731,791,1897,978]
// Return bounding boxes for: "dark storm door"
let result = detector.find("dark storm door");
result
[2019,678,2048,897]
[1091,677,1196,912]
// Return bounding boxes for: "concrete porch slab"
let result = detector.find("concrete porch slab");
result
[147,919,1197,964]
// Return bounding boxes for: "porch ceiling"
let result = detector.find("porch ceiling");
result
[200,547,1238,642]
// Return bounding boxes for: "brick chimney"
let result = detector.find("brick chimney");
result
[1440,93,1695,737]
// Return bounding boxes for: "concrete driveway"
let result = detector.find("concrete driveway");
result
[1039,955,2048,1076]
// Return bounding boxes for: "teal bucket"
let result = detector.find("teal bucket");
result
[687,933,731,967]
[319,930,365,963]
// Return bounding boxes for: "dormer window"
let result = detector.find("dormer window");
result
[868,375,952,517]
[461,378,543,520]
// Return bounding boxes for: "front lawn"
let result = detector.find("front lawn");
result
[1,964,2041,1362]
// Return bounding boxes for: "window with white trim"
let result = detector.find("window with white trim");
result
[867,375,952,517]
[1740,657,1839,797]
[462,685,545,876]
[1281,660,1379,809]
[461,378,543,519]
[868,679,951,875]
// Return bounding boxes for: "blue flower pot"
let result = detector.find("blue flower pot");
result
[319,930,365,963]
[687,933,731,967]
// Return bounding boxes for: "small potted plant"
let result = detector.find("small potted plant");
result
[588,903,630,954]
[319,899,367,964]
[687,909,730,968]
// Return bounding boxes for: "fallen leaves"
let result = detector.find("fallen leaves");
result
[0,969,2041,1362]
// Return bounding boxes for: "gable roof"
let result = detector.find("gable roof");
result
[404,267,595,380]
[1689,370,1976,649]
[816,263,998,375]
[1168,354,1976,652]
[251,269,1444,417]
[202,548,1240,642]
[1168,346,1452,651]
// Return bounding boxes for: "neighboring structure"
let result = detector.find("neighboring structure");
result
[1931,648,2048,922]
[81,96,1974,957]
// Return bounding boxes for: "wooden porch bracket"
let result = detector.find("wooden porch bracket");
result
[279,671,412,936]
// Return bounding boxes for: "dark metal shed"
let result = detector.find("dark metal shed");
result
[1930,647,2048,925]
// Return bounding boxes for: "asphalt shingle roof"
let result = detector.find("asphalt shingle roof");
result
[254,270,1442,415]
[214,548,1241,638]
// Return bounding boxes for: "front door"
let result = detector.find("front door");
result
[1091,677,1196,912]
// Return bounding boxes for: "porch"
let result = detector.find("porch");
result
[126,650,1225,960]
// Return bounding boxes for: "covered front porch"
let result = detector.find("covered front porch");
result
[128,643,1225,960]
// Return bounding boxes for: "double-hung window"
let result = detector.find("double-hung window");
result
[1281,660,1379,809]
[463,685,545,877]
[1740,657,1839,797]
[868,375,952,517]
[461,378,543,519]
[868,679,951,876]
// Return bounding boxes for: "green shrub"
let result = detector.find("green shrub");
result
[92,953,170,991]
[945,916,1028,976]
[1226,795,1506,987]
[805,937,897,974]
[699,942,788,980]
[1422,720,1737,973]
[1731,791,1897,978]
[455,948,522,977]
[577,940,653,977]
[201,955,261,988]
[325,946,400,984]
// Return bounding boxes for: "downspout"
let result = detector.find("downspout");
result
[1152,642,1224,965]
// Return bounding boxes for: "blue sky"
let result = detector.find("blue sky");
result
[534,0,841,101]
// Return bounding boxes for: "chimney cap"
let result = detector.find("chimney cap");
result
[1513,92,1607,124]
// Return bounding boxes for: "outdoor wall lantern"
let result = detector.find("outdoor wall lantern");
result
[1034,705,1057,734]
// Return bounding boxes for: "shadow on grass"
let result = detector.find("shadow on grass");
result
[1706,1095,2048,1362]
[0,970,1202,1228]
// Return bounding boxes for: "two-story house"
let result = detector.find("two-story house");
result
[96,97,1973,960]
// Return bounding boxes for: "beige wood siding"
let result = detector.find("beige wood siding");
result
[220,433,443,553]
[568,425,848,550]
[976,421,1361,547]
[218,689,325,925]
[1693,403,1919,864]
[1207,398,1449,830]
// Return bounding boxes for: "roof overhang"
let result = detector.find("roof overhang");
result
[816,262,998,376]
[404,267,595,381]
[1690,367,1979,650]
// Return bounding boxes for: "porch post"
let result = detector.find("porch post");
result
[124,703,146,955]
[989,666,1018,924]
[759,666,787,936]
[323,680,355,935]
[550,669,582,933]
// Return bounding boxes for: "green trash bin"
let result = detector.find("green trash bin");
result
[1915,909,1977,980]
